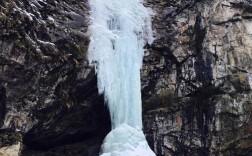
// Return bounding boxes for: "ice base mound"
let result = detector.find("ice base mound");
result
[100,124,155,156]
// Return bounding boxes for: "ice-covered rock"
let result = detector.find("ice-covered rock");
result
[100,124,155,156]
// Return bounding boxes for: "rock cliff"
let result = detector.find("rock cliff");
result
[0,0,251,156]
[143,0,252,155]
[0,1,110,155]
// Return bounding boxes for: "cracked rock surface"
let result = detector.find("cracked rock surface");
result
[0,0,252,156]
[143,0,252,155]
[0,1,110,155]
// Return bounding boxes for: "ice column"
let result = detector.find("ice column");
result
[88,0,155,155]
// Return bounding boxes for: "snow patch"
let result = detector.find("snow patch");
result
[47,16,55,22]
[100,124,155,156]
[23,10,34,21]
[37,39,56,46]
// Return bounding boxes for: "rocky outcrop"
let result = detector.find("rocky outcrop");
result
[0,0,110,155]
[142,0,252,155]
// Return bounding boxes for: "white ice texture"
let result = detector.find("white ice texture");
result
[88,0,155,155]
[100,124,156,156]
[88,0,153,129]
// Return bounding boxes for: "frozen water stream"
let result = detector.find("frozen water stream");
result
[88,0,155,155]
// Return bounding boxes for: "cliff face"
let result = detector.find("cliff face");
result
[0,0,251,156]
[142,0,252,155]
[0,1,110,155]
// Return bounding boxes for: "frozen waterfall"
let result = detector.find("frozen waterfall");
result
[88,0,155,155]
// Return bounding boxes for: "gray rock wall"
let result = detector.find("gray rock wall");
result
[0,0,251,156]
[142,0,252,155]
[0,1,110,155]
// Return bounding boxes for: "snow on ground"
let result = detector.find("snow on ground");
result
[100,124,155,156]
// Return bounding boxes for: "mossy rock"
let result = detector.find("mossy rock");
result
[55,39,81,58]
[219,73,251,93]
[143,89,183,114]
[0,129,22,148]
